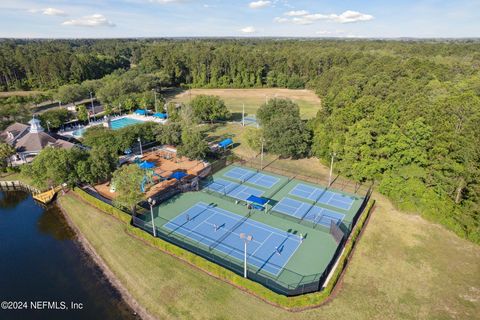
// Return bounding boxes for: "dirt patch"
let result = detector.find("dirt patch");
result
[0,90,43,97]
[174,88,321,103]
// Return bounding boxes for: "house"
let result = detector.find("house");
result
[0,117,75,165]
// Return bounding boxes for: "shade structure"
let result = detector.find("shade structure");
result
[169,171,187,180]
[153,112,167,119]
[218,138,233,149]
[138,161,156,169]
[134,109,147,115]
[246,195,268,205]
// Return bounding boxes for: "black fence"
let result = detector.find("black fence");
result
[132,215,324,296]
[127,154,374,296]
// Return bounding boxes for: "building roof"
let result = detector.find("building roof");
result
[1,118,75,153]
[0,123,29,145]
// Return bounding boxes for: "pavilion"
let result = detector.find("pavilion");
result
[0,116,75,165]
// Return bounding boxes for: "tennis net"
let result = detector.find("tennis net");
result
[209,211,251,251]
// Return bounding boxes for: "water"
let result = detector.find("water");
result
[72,117,145,137]
[109,117,145,130]
[0,191,139,320]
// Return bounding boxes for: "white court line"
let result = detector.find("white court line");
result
[181,203,302,275]
[195,202,302,243]
[250,232,273,257]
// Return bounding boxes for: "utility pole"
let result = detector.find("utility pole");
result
[329,152,337,187]
[152,89,157,113]
[138,137,143,157]
[242,103,245,126]
[89,91,96,121]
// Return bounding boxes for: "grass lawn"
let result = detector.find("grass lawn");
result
[170,88,321,119]
[59,191,480,320]
[0,171,34,186]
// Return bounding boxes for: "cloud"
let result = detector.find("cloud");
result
[28,7,67,16]
[62,14,115,27]
[284,10,308,17]
[276,10,373,25]
[274,17,289,23]
[42,8,67,16]
[249,1,271,9]
[332,10,374,23]
[240,26,256,34]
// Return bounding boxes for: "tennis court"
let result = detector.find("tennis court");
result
[289,183,355,211]
[272,197,345,227]
[205,178,265,201]
[224,166,280,188]
[134,164,366,295]
[163,202,302,275]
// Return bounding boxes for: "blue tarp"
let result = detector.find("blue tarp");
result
[218,138,233,149]
[134,109,147,115]
[169,171,187,180]
[138,161,156,169]
[153,112,167,119]
[246,195,268,205]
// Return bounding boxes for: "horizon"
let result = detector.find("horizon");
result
[1,0,479,39]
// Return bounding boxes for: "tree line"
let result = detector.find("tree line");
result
[1,38,478,243]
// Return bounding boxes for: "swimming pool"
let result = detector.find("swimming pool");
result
[110,117,145,130]
[72,117,146,137]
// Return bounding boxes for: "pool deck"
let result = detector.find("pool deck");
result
[58,114,167,138]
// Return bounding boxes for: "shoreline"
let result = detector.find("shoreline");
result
[57,193,156,320]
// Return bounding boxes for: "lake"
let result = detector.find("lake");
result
[0,191,139,320]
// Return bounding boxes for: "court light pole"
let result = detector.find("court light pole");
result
[138,137,143,157]
[329,152,337,187]
[260,137,265,170]
[148,198,157,237]
[240,233,253,278]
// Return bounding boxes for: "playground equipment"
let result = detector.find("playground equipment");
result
[138,160,164,193]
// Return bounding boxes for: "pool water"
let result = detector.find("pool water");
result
[72,117,145,138]
[110,117,144,130]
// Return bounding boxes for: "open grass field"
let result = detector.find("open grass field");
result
[0,90,43,97]
[170,88,322,119]
[59,187,480,320]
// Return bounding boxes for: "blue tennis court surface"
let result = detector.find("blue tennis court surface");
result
[224,167,280,188]
[164,202,302,275]
[289,183,355,211]
[205,179,265,201]
[272,197,345,228]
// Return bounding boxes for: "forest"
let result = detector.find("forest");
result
[0,38,478,242]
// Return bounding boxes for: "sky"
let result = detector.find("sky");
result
[0,0,479,38]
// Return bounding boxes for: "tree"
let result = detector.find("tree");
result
[177,128,208,160]
[55,84,88,103]
[243,127,263,153]
[0,142,16,170]
[77,105,89,122]
[77,145,118,184]
[82,126,120,154]
[112,164,144,214]
[24,147,86,188]
[257,99,310,158]
[39,109,71,130]
[190,95,230,123]
[156,122,182,146]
